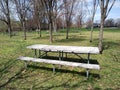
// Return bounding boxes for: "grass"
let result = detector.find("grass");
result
[0,28,120,90]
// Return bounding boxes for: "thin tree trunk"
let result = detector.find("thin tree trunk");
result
[90,0,98,42]
[39,25,41,37]
[7,22,12,38]
[90,14,95,42]
[23,21,26,40]
[53,19,57,32]
[90,24,94,42]
[38,20,41,37]
[49,22,53,43]
[99,18,104,53]
[6,0,12,38]
[66,22,69,39]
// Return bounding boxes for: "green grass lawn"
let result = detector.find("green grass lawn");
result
[0,28,120,90]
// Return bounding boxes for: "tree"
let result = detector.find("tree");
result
[63,0,76,39]
[14,0,31,40]
[41,0,57,43]
[0,0,12,38]
[33,0,45,37]
[90,0,98,42]
[75,0,88,30]
[115,18,120,28]
[99,0,116,53]
[104,18,115,27]
[52,0,63,32]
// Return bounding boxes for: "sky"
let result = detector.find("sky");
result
[13,0,120,23]
[93,0,120,22]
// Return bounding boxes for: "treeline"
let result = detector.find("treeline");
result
[0,0,80,40]
[104,18,120,27]
[0,0,118,52]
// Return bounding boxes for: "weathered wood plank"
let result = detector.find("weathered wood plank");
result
[27,44,100,54]
[18,56,100,70]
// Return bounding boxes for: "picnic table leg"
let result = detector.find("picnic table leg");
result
[34,49,37,65]
[65,53,67,58]
[39,50,41,58]
[59,51,62,68]
[86,69,89,78]
[59,51,61,60]
[61,51,63,60]
[86,53,90,78]
[25,61,28,69]
[34,49,37,57]
[45,51,47,57]
[53,64,55,74]
[88,53,90,64]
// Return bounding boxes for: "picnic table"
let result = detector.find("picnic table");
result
[18,44,100,78]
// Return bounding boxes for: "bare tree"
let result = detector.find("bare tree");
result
[75,0,87,31]
[33,0,45,37]
[0,0,12,38]
[41,0,57,43]
[99,0,116,53]
[63,0,76,39]
[52,0,64,32]
[90,0,98,42]
[104,18,115,27]
[14,0,31,40]
[52,0,57,32]
[115,18,120,28]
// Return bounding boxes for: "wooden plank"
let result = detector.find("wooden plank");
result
[27,44,100,54]
[18,57,100,70]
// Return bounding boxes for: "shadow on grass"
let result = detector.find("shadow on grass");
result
[27,65,100,79]
[32,35,49,40]
[90,38,120,50]
[0,60,17,73]
[0,59,25,89]
[54,35,87,43]
[0,68,25,89]
[32,78,74,90]
[22,64,100,89]
[0,60,18,80]
[42,56,100,64]
[102,41,120,50]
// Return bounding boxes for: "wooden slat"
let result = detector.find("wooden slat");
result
[27,44,100,54]
[18,57,100,70]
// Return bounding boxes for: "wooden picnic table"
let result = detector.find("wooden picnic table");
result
[18,44,100,78]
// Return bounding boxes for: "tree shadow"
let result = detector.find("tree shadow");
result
[27,65,100,79]
[102,41,120,50]
[0,68,25,89]
[22,68,100,90]
[54,35,87,43]
[0,60,17,73]
[0,60,18,80]
[32,35,49,40]
[42,56,100,64]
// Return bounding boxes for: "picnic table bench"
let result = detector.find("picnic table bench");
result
[18,44,100,78]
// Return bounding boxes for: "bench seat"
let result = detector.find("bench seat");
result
[18,56,100,70]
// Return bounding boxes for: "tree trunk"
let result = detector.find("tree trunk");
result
[7,21,12,38]
[49,22,53,43]
[6,0,12,38]
[38,21,41,37]
[66,20,70,39]
[23,21,26,40]
[66,23,69,39]
[39,25,41,37]
[99,18,104,53]
[90,24,94,42]
[53,19,57,32]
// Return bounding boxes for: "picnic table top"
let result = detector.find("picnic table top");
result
[27,44,100,54]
